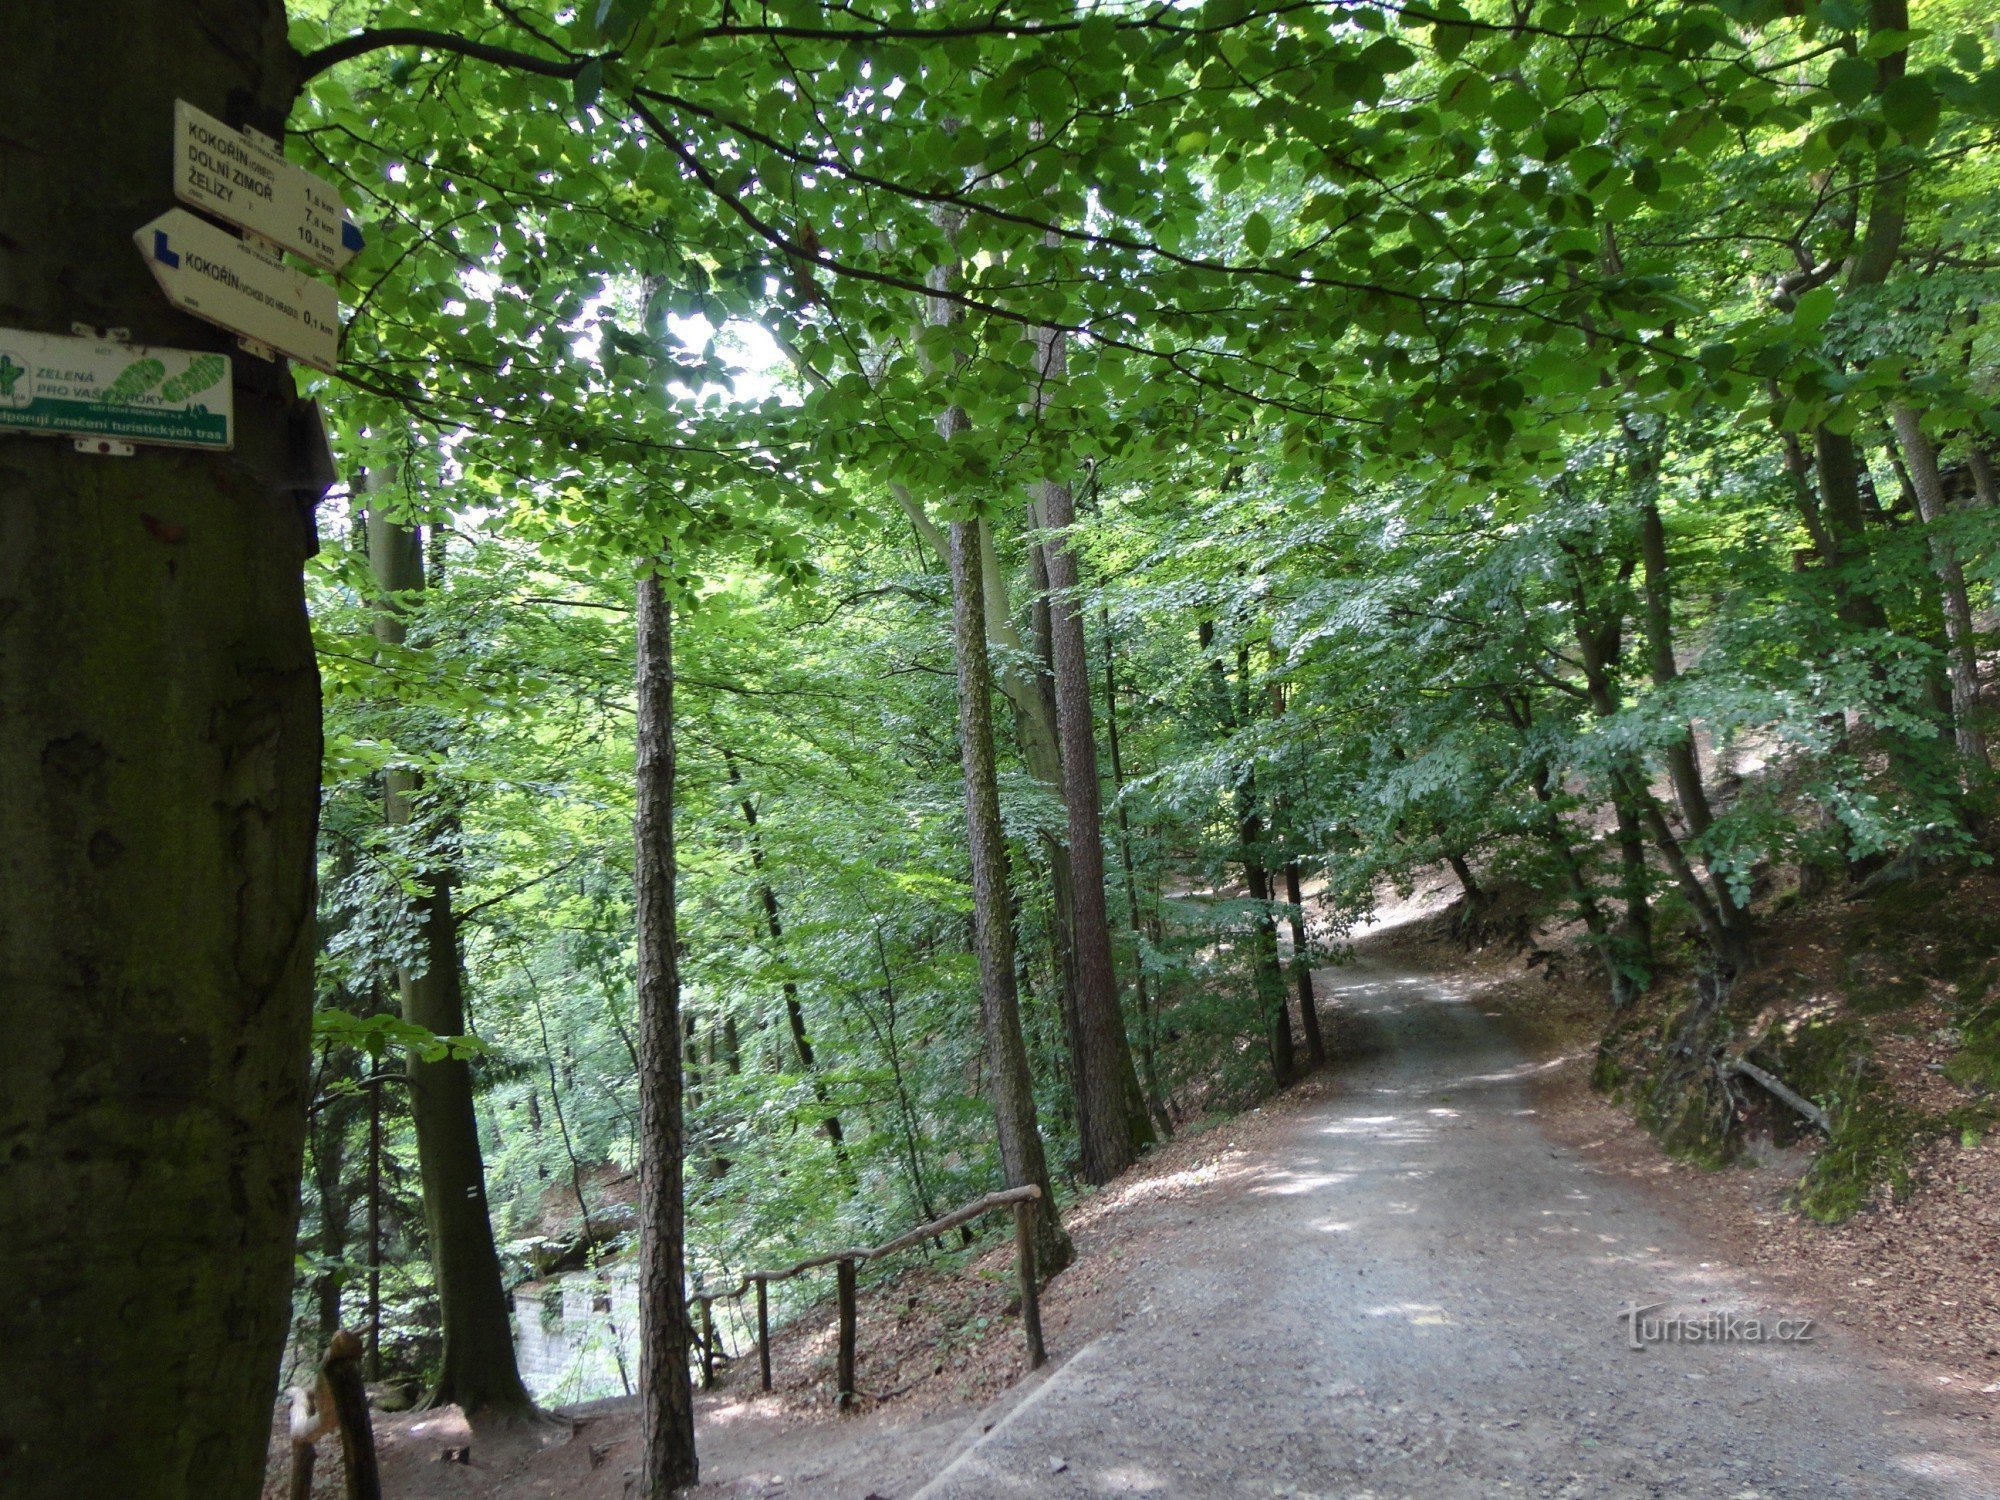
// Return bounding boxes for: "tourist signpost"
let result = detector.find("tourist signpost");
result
[135,208,342,372]
[173,101,364,272]
[0,327,233,452]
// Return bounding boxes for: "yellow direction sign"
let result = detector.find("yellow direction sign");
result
[135,209,341,372]
[174,101,364,272]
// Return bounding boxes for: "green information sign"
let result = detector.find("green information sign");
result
[0,328,233,451]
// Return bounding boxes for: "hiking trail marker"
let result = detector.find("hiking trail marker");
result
[0,326,233,453]
[136,209,341,372]
[174,101,364,272]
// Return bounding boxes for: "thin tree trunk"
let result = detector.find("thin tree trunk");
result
[1801,0,1908,628]
[1634,492,1718,837]
[1496,692,1624,1003]
[1,14,320,1497]
[1284,862,1327,1067]
[1034,414,1153,1179]
[312,1094,352,1345]
[1232,649,1293,1083]
[927,199,1073,1269]
[1891,405,1990,770]
[724,751,855,1176]
[1264,679,1324,1066]
[367,1056,384,1382]
[1967,447,1999,511]
[1632,481,1755,952]
[367,504,535,1420]
[1242,817,1295,1085]
[1565,568,1656,998]
[890,494,1084,1069]
[635,571,697,1493]
[1023,506,1088,1113]
[1102,616,1173,1134]
[1446,852,1483,904]
[949,520,1075,1273]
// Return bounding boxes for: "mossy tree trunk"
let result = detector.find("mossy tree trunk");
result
[0,7,320,1497]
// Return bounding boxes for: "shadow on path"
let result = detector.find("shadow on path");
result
[911,955,2000,1500]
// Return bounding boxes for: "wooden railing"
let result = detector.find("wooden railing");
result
[692,1184,1047,1406]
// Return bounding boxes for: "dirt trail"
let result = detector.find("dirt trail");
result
[910,954,2000,1499]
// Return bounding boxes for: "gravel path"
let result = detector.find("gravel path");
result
[910,956,2000,1499]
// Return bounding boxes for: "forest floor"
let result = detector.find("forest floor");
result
[271,886,2000,1498]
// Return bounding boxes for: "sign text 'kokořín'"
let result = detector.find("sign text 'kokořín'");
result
[136,209,341,372]
[174,100,364,272]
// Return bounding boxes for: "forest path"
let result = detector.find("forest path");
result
[909,954,2000,1500]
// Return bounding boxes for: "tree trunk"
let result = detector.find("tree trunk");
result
[1800,0,1908,629]
[1241,817,1295,1086]
[724,751,854,1177]
[926,203,1071,1269]
[1022,507,1088,1123]
[0,12,320,1498]
[1496,692,1625,1005]
[1035,431,1152,1181]
[635,571,697,1492]
[1566,572,1656,998]
[1890,405,1989,770]
[1284,863,1327,1067]
[948,519,1074,1274]
[1634,495,1717,836]
[1102,616,1173,1134]
[367,505,535,1420]
[313,1093,353,1344]
[1633,486,1754,952]
[1263,680,1323,1066]
[367,1057,384,1381]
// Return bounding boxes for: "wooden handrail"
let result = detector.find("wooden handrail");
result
[693,1185,1040,1300]
[690,1184,1046,1403]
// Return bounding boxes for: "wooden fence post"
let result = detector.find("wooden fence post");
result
[756,1276,772,1392]
[835,1258,858,1409]
[1014,1195,1046,1369]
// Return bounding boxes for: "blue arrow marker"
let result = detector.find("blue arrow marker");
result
[153,231,180,268]
[341,220,365,253]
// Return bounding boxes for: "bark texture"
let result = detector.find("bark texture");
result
[0,9,320,1496]
[1036,446,1152,1180]
[635,573,697,1492]
[948,521,1074,1273]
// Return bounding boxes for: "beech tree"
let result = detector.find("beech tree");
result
[2,7,319,1498]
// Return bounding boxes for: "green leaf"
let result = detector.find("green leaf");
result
[574,57,604,114]
[1880,73,1938,137]
[1431,16,1475,61]
[1825,54,1875,105]
[1438,69,1490,117]
[1243,210,1272,257]
[1859,28,1917,60]
[1792,284,1839,336]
